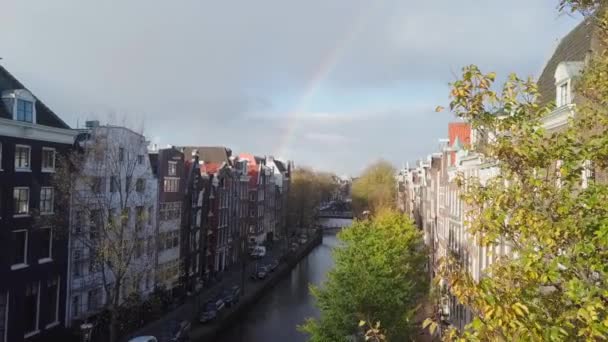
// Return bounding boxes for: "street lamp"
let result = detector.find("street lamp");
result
[80,322,94,342]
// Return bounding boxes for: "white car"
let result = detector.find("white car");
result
[250,246,266,258]
[128,336,158,342]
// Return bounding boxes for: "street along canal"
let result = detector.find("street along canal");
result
[216,232,340,342]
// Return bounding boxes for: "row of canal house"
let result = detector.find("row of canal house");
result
[0,64,292,342]
[399,15,606,333]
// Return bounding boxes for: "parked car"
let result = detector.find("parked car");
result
[250,246,267,259]
[257,266,269,279]
[213,297,226,312]
[168,320,191,342]
[268,260,279,272]
[221,285,241,307]
[199,302,218,323]
[128,337,158,342]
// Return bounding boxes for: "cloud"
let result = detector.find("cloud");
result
[0,0,582,175]
[304,132,353,144]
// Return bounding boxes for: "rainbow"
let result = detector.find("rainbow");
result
[274,3,377,158]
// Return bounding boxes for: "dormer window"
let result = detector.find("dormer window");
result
[1,89,37,124]
[554,61,583,108]
[16,99,34,123]
[557,81,570,107]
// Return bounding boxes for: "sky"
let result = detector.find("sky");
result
[0,1,581,176]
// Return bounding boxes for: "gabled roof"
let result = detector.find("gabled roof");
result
[0,65,70,128]
[181,146,231,174]
[274,159,287,173]
[537,17,595,106]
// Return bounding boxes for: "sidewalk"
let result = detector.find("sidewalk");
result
[122,244,283,342]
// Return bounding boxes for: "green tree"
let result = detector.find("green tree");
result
[352,160,397,217]
[287,167,340,230]
[301,210,429,341]
[430,4,608,341]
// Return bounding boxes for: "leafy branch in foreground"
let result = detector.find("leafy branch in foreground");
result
[434,6,608,342]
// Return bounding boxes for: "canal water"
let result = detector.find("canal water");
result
[217,232,340,342]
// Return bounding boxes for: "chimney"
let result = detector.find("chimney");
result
[85,120,99,128]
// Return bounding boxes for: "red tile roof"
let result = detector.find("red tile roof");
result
[239,153,259,187]
[448,122,471,166]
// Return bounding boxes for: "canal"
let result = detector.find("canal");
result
[217,232,340,342]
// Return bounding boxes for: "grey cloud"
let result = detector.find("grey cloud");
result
[0,0,581,174]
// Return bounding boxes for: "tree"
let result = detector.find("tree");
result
[53,126,157,342]
[287,167,340,230]
[430,4,608,340]
[301,210,429,341]
[351,160,397,217]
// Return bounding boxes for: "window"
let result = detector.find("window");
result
[122,207,131,229]
[135,206,144,231]
[110,176,118,193]
[45,278,59,327]
[73,250,83,277]
[119,147,124,162]
[12,230,28,268]
[91,177,104,194]
[136,178,145,192]
[0,292,6,342]
[71,296,79,318]
[125,176,132,192]
[89,210,101,240]
[24,282,39,336]
[14,145,31,171]
[41,148,55,172]
[163,178,179,192]
[39,227,52,261]
[146,236,153,256]
[87,289,100,311]
[137,155,144,165]
[148,206,153,225]
[135,240,143,258]
[16,99,34,123]
[74,211,84,234]
[168,161,177,176]
[13,187,29,216]
[39,187,54,214]
[558,82,570,107]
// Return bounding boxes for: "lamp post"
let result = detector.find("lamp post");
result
[80,322,94,342]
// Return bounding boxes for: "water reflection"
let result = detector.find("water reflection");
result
[216,232,339,342]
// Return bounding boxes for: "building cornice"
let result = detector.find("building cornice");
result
[541,104,576,131]
[0,118,76,144]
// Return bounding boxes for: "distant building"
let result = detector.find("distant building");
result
[67,124,159,327]
[148,147,185,296]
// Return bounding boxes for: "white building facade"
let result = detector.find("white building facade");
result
[66,124,158,326]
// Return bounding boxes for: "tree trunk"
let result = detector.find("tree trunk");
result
[109,283,121,342]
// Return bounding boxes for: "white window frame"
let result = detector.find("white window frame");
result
[11,229,28,270]
[44,277,60,329]
[557,81,570,107]
[41,147,56,173]
[39,187,54,215]
[13,186,30,217]
[15,99,35,124]
[38,227,53,264]
[168,161,177,176]
[23,281,40,338]
[14,145,31,172]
